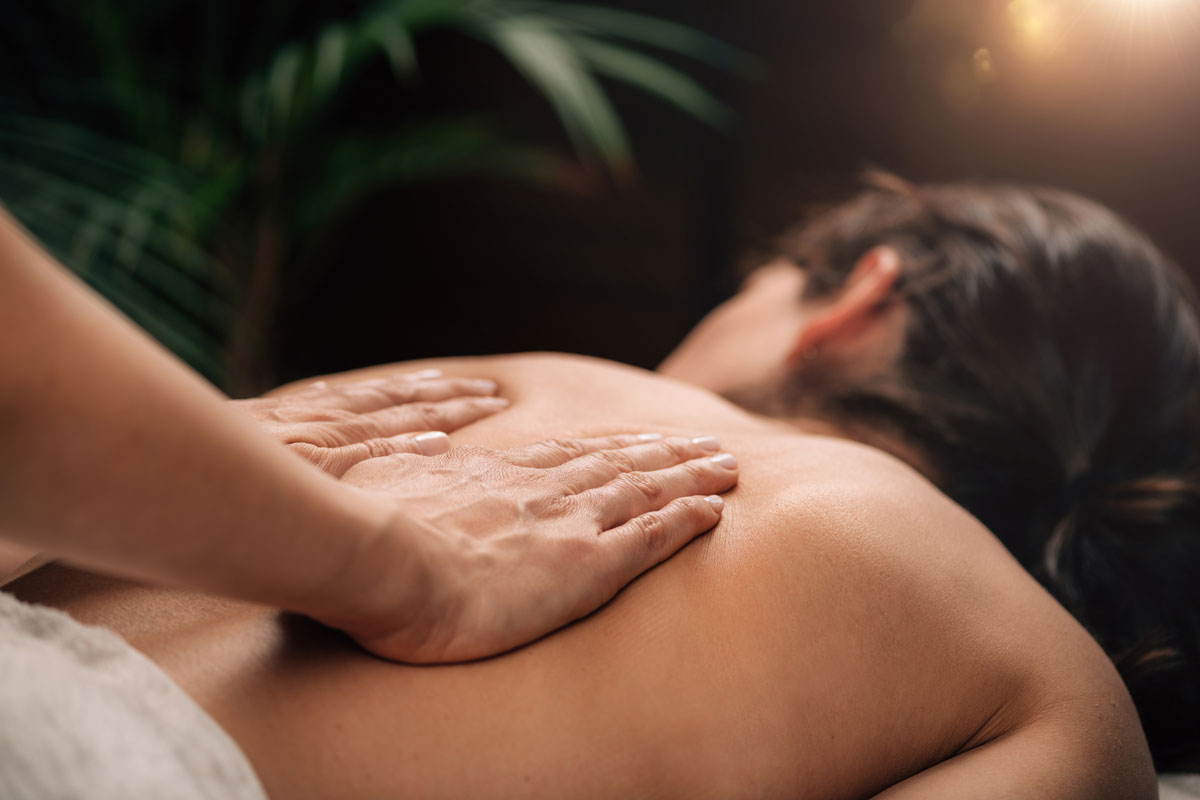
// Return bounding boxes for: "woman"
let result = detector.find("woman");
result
[8,178,1196,796]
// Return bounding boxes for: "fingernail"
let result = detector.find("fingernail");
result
[480,396,510,408]
[710,453,737,469]
[472,379,499,393]
[705,495,725,512]
[691,435,719,452]
[311,380,328,390]
[636,433,663,442]
[410,368,443,380]
[414,431,450,455]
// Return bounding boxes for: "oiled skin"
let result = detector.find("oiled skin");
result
[7,354,1152,799]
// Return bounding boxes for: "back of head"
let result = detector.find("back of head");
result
[776,176,1200,770]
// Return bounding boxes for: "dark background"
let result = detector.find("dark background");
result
[277,0,1200,382]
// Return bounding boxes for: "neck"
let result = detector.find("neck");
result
[721,384,938,483]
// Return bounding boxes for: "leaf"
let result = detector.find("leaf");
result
[8,189,230,383]
[364,15,419,81]
[471,16,632,175]
[2,167,233,331]
[86,266,230,383]
[380,0,476,34]
[0,116,193,204]
[266,44,305,133]
[545,4,764,78]
[0,119,232,286]
[0,113,236,381]
[292,118,574,232]
[567,35,732,128]
[312,23,350,102]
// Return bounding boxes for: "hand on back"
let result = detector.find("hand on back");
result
[239,368,739,663]
[231,369,507,474]
[334,434,737,663]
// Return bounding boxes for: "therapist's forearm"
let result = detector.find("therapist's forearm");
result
[0,210,392,608]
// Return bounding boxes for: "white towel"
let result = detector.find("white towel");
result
[1162,773,1200,800]
[0,590,267,800]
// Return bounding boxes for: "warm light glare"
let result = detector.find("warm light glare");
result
[1098,0,1195,29]
[1008,0,1062,59]
[1100,0,1186,10]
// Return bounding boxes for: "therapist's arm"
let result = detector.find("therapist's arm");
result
[0,209,411,611]
[0,210,737,662]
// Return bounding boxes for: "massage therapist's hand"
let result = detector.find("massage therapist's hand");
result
[230,370,508,476]
[312,433,739,663]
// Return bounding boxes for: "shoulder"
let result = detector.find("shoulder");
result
[747,433,1121,681]
[731,433,1151,774]
[740,432,972,552]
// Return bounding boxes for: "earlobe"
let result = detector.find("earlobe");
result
[788,246,901,363]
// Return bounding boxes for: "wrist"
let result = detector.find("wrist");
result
[291,486,442,645]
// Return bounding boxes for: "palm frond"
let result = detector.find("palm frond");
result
[237,0,471,141]
[237,0,741,175]
[566,35,733,128]
[293,117,576,232]
[537,4,764,79]
[2,0,750,389]
[0,115,234,381]
[8,187,230,381]
[470,15,632,175]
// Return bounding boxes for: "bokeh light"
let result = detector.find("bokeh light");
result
[1008,0,1063,59]
[973,47,998,81]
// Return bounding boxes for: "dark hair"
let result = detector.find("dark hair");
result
[775,175,1200,770]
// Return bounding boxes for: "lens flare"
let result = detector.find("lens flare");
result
[1008,0,1062,59]
[1102,0,1186,9]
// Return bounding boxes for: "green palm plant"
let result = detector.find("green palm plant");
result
[0,0,755,393]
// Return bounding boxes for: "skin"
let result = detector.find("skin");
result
[7,352,1155,798]
[0,209,738,662]
[1,236,1156,796]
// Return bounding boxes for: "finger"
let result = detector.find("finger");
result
[399,368,444,381]
[287,396,507,446]
[581,453,738,530]
[341,395,508,442]
[601,494,726,580]
[547,436,721,493]
[504,433,666,468]
[292,375,499,415]
[294,368,440,395]
[292,432,451,476]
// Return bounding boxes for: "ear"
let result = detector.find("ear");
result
[788,246,901,363]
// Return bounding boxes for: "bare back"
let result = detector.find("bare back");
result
[7,354,1150,798]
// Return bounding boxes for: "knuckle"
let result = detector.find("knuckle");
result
[375,386,418,406]
[620,471,664,504]
[330,420,373,446]
[406,402,445,429]
[679,496,711,524]
[593,449,636,473]
[383,379,420,398]
[660,438,692,461]
[634,512,670,555]
[543,438,587,460]
[682,458,713,483]
[444,377,481,395]
[531,488,575,518]
[362,438,397,459]
[287,424,334,447]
